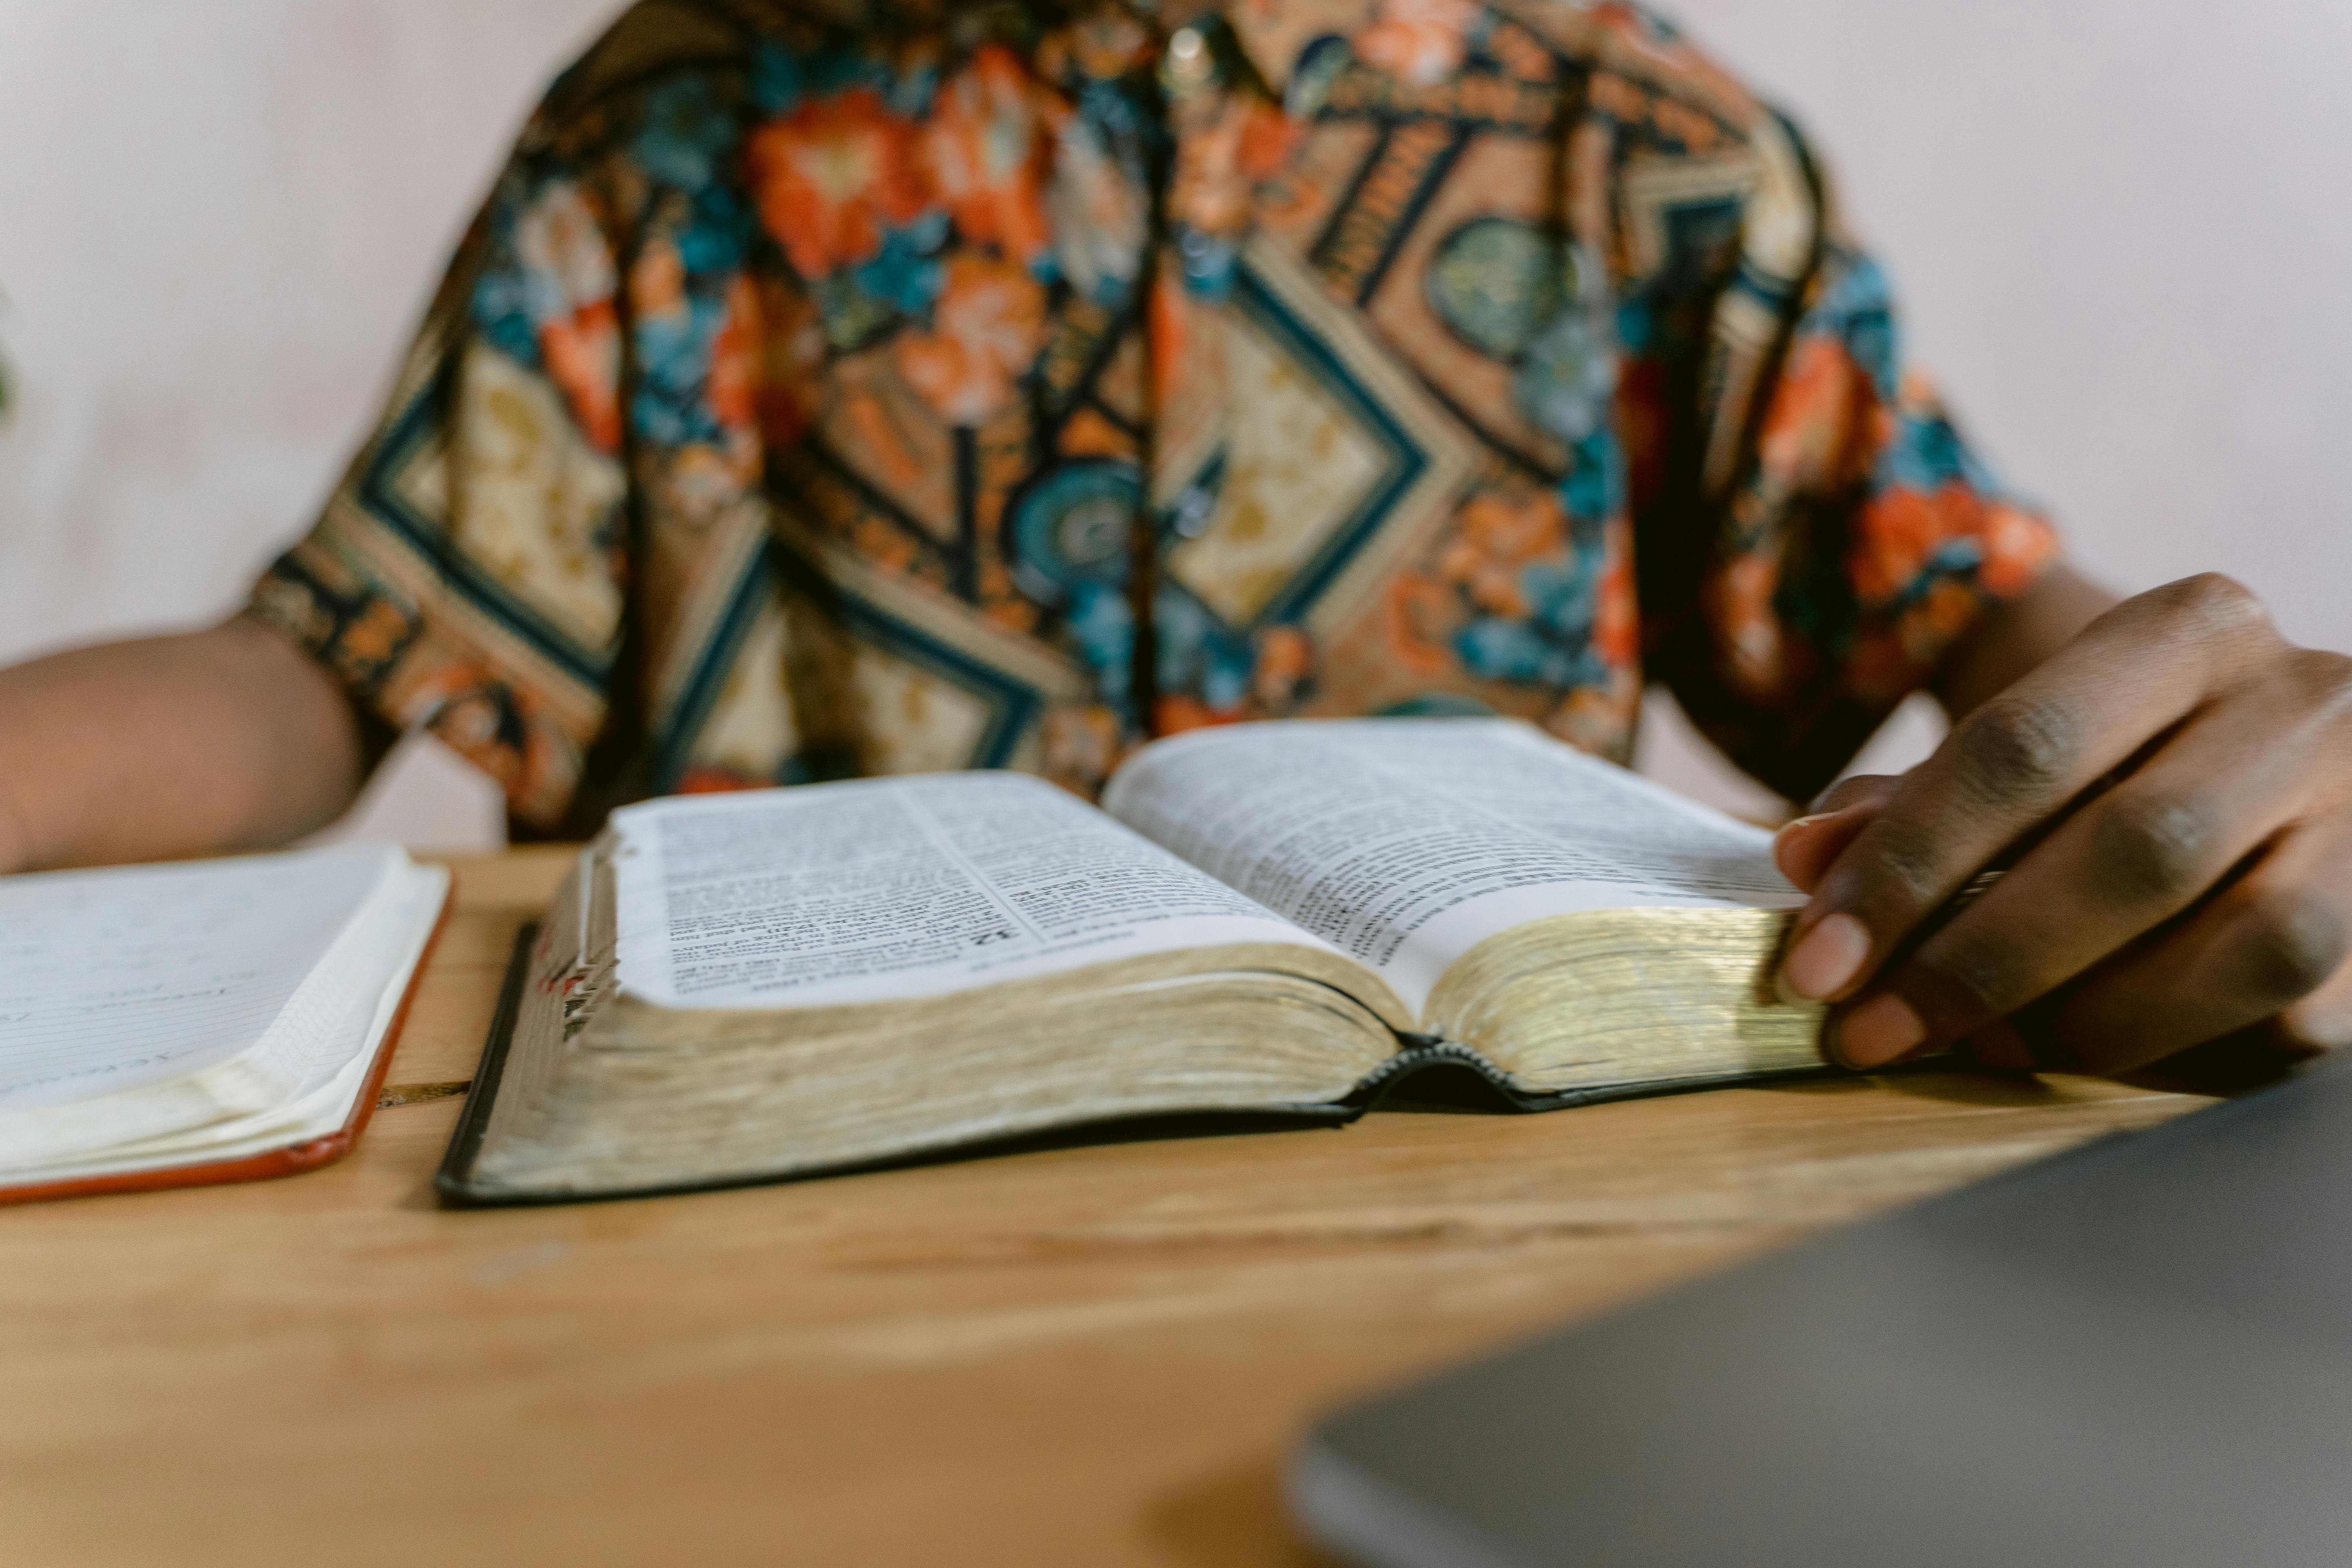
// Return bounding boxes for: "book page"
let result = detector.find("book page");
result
[1102,719,1800,1015]
[0,844,399,1116]
[609,774,1343,1011]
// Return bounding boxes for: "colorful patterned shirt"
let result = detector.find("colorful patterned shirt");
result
[248,0,2058,831]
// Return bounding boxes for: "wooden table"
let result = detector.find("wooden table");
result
[0,849,2206,1567]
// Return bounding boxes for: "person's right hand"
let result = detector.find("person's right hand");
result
[1772,574,2352,1082]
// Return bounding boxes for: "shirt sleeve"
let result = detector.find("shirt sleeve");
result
[1640,114,2062,804]
[245,105,634,831]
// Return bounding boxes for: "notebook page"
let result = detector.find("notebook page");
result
[0,855,448,1180]
[611,773,1336,1010]
[1102,719,1800,1014]
[0,845,398,1116]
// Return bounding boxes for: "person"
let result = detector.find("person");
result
[1,0,2345,1082]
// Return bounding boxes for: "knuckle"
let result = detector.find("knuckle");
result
[2085,789,2218,903]
[2232,886,2350,1003]
[1952,695,2080,805]
[2151,572,2269,639]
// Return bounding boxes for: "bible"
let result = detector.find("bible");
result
[0,843,450,1203]
[441,719,1824,1204]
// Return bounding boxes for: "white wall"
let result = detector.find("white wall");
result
[1638,0,2352,814]
[0,2,617,660]
[0,1,616,848]
[3,0,2347,835]
[1671,0,2352,656]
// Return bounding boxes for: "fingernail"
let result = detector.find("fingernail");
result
[1781,911,1871,1002]
[1833,992,1927,1069]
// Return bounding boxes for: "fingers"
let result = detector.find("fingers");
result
[2107,1027,2317,1097]
[1771,776,1897,893]
[1826,660,2352,1064]
[2020,817,2352,1075]
[1809,773,1905,817]
[2275,953,2352,1051]
[1782,575,2281,1008]
[1959,1020,2036,1071]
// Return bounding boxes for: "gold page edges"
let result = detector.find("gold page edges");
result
[1424,907,1823,1092]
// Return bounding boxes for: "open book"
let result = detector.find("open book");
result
[0,844,451,1203]
[442,720,1821,1204]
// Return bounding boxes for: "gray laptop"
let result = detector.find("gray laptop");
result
[1292,1055,2352,1567]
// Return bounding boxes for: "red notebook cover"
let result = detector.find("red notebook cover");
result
[0,888,454,1207]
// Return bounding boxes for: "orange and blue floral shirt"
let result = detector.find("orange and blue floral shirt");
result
[249,0,2057,830]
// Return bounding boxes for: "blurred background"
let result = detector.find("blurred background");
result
[3,0,2347,846]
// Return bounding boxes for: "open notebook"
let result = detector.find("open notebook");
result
[0,843,451,1203]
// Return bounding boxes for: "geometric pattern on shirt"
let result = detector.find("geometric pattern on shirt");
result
[759,516,1092,779]
[1165,238,1475,644]
[354,343,623,698]
[245,0,2066,828]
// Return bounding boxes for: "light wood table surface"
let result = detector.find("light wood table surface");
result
[0,848,2207,1567]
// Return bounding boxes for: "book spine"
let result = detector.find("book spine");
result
[432,922,539,1205]
[1343,1041,1522,1106]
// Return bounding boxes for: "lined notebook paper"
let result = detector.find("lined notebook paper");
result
[0,844,450,1199]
